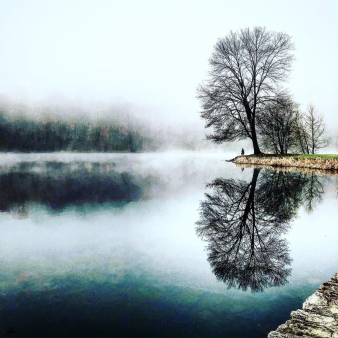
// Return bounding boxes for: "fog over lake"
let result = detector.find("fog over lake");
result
[1,152,338,337]
[1,1,338,336]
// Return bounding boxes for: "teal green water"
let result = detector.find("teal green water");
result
[0,153,337,337]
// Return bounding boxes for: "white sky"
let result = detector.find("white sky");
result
[0,0,337,132]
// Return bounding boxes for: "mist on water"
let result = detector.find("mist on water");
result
[0,97,252,153]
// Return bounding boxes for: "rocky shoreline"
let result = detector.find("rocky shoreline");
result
[268,273,338,338]
[231,156,338,171]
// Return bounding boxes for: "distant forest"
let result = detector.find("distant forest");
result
[0,104,170,153]
[0,107,221,152]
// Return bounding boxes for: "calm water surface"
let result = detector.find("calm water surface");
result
[0,152,338,337]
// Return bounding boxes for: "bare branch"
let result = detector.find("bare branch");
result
[197,27,295,154]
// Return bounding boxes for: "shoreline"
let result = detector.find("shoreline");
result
[230,155,338,171]
[268,273,338,337]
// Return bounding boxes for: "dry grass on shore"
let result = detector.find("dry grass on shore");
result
[235,162,338,176]
[232,155,338,171]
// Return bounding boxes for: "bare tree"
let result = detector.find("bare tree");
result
[257,95,299,154]
[294,105,329,154]
[197,27,295,154]
[302,105,329,154]
[293,110,309,154]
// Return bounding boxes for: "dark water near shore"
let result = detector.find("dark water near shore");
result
[1,152,338,337]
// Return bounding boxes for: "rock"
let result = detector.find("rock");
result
[268,273,338,337]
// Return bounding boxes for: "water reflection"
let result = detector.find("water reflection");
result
[196,168,325,292]
[0,153,229,217]
[0,161,143,215]
[0,154,336,338]
[302,172,324,212]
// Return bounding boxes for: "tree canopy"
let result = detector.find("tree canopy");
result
[197,27,295,154]
[257,95,300,154]
[294,105,329,154]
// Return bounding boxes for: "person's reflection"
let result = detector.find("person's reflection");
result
[196,168,322,292]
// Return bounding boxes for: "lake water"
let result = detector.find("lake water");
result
[1,152,338,337]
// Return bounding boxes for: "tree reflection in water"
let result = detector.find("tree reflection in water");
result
[302,172,324,213]
[196,168,324,292]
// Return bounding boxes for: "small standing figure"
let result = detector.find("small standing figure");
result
[241,148,244,156]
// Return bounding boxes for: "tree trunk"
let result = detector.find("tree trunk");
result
[247,111,262,155]
[242,168,260,225]
[251,129,262,155]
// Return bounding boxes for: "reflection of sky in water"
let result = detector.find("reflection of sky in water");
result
[1,152,338,337]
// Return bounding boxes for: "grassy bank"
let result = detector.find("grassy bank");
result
[231,154,338,171]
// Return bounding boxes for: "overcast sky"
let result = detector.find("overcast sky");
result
[0,0,337,132]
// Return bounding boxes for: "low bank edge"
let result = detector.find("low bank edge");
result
[268,272,338,338]
[230,155,338,171]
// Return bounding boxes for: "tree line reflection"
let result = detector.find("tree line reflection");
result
[196,169,325,292]
[0,162,144,216]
